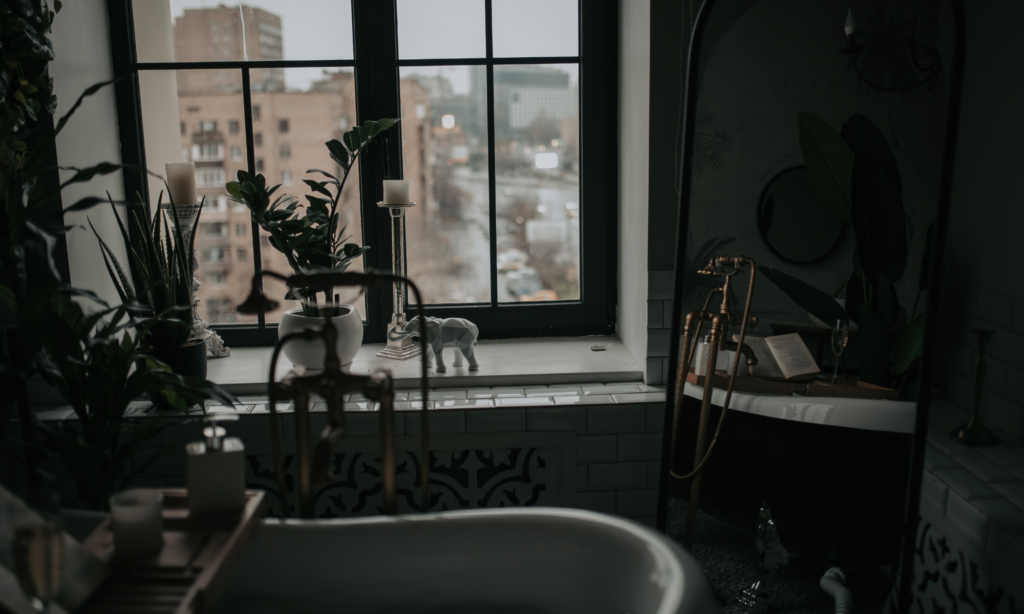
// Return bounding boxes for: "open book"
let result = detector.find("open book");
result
[733,333,820,381]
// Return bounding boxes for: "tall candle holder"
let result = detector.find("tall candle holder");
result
[376,201,421,360]
[159,202,230,358]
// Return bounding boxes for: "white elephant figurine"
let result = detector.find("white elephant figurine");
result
[403,316,479,373]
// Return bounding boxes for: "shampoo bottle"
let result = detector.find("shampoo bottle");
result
[186,415,245,516]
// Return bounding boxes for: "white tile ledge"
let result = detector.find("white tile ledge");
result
[208,336,644,394]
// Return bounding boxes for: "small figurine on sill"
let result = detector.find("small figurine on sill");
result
[404,316,479,372]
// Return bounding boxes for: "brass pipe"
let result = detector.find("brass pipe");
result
[667,256,759,550]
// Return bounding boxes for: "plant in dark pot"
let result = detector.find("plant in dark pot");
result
[226,118,398,369]
[92,193,207,410]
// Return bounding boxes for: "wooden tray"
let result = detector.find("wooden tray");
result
[804,379,899,400]
[685,370,899,400]
[80,489,266,614]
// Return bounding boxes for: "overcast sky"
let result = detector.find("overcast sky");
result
[167,0,577,91]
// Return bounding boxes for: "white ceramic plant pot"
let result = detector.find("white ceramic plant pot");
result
[278,307,363,369]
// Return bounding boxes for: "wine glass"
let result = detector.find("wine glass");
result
[831,319,850,384]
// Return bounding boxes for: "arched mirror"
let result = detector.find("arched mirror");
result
[657,0,966,612]
[757,166,847,265]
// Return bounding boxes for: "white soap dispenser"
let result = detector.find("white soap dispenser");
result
[186,414,245,516]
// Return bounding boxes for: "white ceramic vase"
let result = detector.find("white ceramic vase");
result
[278,307,363,369]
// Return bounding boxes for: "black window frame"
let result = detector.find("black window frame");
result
[106,0,617,346]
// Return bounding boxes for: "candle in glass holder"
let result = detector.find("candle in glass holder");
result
[110,489,164,559]
[165,162,198,205]
[382,179,410,204]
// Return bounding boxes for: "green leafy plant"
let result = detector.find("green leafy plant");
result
[0,3,238,507]
[35,299,235,509]
[91,193,201,350]
[226,118,399,316]
[761,112,929,388]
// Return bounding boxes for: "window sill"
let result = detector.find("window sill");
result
[208,336,645,395]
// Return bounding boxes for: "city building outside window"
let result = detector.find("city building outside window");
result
[114,0,614,345]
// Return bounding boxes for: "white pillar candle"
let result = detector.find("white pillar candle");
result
[165,162,198,205]
[110,489,164,559]
[382,179,410,204]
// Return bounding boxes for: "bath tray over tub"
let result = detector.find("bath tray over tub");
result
[686,369,899,400]
[79,489,266,614]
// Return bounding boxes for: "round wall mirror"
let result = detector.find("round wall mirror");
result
[756,166,846,264]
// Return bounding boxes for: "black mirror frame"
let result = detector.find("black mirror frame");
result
[655,1,968,612]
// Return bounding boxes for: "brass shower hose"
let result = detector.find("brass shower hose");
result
[669,257,757,481]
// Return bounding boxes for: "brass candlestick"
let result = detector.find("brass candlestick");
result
[951,329,999,447]
[376,201,421,360]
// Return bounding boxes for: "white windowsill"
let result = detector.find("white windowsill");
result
[208,336,645,394]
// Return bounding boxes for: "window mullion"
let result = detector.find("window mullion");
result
[241,67,265,329]
[485,0,498,307]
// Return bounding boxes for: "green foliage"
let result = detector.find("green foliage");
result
[760,267,849,326]
[34,299,235,509]
[92,193,199,349]
[763,112,931,388]
[227,118,397,315]
[797,112,854,222]
[0,6,239,508]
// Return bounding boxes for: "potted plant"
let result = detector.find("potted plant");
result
[226,118,398,368]
[92,192,208,408]
[0,2,237,509]
[759,112,929,393]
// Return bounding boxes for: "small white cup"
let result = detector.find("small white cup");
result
[110,489,164,559]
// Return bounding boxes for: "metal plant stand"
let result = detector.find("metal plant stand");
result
[160,202,230,358]
[376,201,421,360]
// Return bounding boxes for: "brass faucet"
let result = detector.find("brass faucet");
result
[669,255,760,549]
[238,270,431,518]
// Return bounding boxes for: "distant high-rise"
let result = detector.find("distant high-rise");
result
[173,5,284,94]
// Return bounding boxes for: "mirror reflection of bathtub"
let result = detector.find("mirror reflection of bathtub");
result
[212,508,719,614]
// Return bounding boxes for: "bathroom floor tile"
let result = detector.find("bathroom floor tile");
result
[953,454,1020,483]
[991,481,1024,510]
[413,389,466,400]
[479,388,526,398]
[933,468,1002,500]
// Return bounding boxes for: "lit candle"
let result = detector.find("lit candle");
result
[382,179,410,205]
[110,489,164,559]
[165,162,198,205]
[844,9,856,35]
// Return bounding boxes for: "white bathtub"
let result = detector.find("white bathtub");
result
[213,507,717,614]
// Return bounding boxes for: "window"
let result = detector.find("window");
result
[203,222,229,237]
[201,246,230,263]
[115,0,614,345]
[206,272,227,287]
[195,168,225,188]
